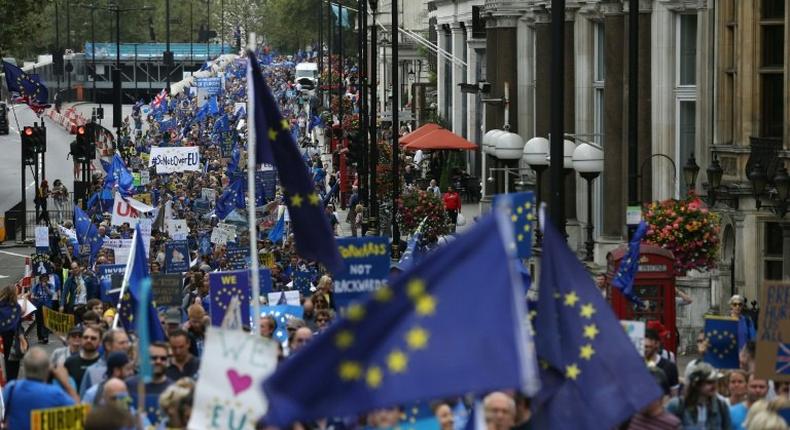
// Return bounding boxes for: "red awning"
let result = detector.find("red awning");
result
[398,123,441,145]
[404,128,478,151]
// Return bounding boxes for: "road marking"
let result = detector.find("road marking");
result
[0,275,8,279]
[0,250,28,258]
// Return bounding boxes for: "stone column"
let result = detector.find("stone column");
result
[601,9,625,239]
[517,16,535,143]
[467,38,484,177]
[450,23,465,134]
[436,24,447,122]
[573,13,594,249]
[650,1,675,201]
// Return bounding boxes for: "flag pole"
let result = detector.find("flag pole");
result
[247,32,262,334]
[112,226,138,329]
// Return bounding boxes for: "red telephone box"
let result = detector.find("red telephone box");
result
[607,244,678,353]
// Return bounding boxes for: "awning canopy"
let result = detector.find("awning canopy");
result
[404,128,478,151]
[398,123,441,145]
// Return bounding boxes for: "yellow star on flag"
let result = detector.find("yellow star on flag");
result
[511,215,518,222]
[415,295,437,316]
[374,286,393,302]
[579,344,595,360]
[366,366,383,388]
[335,330,354,349]
[405,327,429,350]
[346,304,366,322]
[387,350,408,373]
[517,234,524,242]
[517,206,523,214]
[339,361,362,380]
[268,128,277,141]
[281,119,290,131]
[308,193,320,206]
[407,279,425,299]
[583,324,599,340]
[579,303,596,319]
[565,364,581,380]
[290,194,303,207]
[564,291,580,307]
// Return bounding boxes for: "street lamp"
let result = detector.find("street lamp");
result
[572,142,604,261]
[705,154,724,205]
[683,153,700,191]
[748,161,789,217]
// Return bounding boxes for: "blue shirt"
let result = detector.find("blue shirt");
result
[730,402,748,430]
[2,379,75,429]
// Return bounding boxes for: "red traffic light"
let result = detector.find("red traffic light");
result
[77,126,86,135]
[23,127,34,136]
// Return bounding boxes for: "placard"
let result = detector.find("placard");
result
[756,282,790,381]
[151,274,184,308]
[267,290,300,306]
[111,193,155,227]
[42,307,76,334]
[620,320,645,354]
[166,219,189,240]
[35,226,49,248]
[188,328,278,430]
[333,237,390,309]
[209,269,272,327]
[255,171,277,202]
[149,146,201,174]
[97,264,126,302]
[211,224,237,245]
[140,170,150,185]
[227,246,250,270]
[164,240,190,273]
[201,188,217,204]
[30,404,90,430]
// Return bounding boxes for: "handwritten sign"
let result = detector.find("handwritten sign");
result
[151,274,184,308]
[35,226,50,248]
[756,282,790,381]
[211,224,236,246]
[333,237,390,309]
[149,146,201,174]
[188,328,278,430]
[42,307,76,334]
[30,404,90,430]
[166,219,189,241]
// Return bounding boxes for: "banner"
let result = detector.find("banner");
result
[293,270,314,297]
[267,290,299,306]
[30,404,90,430]
[31,254,54,276]
[195,77,222,107]
[42,307,75,334]
[166,219,189,240]
[164,240,190,273]
[333,237,390,309]
[188,328,278,430]
[227,246,250,270]
[756,282,790,381]
[209,269,272,327]
[703,315,740,369]
[149,146,201,174]
[111,193,154,227]
[97,264,126,302]
[151,274,184,308]
[620,320,645,354]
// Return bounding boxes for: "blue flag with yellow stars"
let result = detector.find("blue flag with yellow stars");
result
[117,224,166,342]
[261,305,304,343]
[74,206,104,263]
[247,51,343,273]
[2,61,49,111]
[492,192,535,258]
[260,211,539,427]
[530,213,661,429]
[215,177,246,220]
[703,316,740,369]
[611,220,648,307]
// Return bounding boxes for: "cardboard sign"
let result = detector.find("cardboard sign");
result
[133,193,152,205]
[31,254,54,276]
[149,146,201,174]
[30,404,90,430]
[202,188,217,204]
[259,252,275,268]
[756,282,790,381]
[164,240,190,273]
[42,307,75,334]
[620,320,645,355]
[333,237,390,309]
[35,226,50,248]
[267,290,300,306]
[188,328,278,430]
[211,224,236,246]
[227,246,250,270]
[140,170,150,185]
[151,274,184,308]
[255,170,277,203]
[166,219,189,240]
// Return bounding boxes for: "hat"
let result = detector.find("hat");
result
[105,352,130,376]
[67,326,84,338]
[687,362,722,385]
[165,308,182,324]
[729,294,745,305]
[103,308,117,319]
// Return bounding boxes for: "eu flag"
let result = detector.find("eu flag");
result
[2,61,49,111]
[492,192,535,258]
[261,305,304,343]
[248,51,343,273]
[394,230,425,273]
[261,212,539,427]
[117,224,166,342]
[268,213,285,243]
[703,316,740,369]
[103,153,135,196]
[611,220,648,306]
[215,177,246,220]
[530,214,661,430]
[74,206,104,263]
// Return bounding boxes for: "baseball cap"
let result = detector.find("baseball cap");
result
[67,327,84,338]
[105,351,130,376]
[165,308,182,324]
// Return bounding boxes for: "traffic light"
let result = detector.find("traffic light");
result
[71,124,96,161]
[21,126,36,165]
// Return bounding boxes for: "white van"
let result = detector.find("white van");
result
[295,62,319,91]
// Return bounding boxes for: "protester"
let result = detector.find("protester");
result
[80,328,131,396]
[624,367,680,429]
[0,284,29,381]
[30,273,54,344]
[64,325,102,389]
[729,295,756,351]
[483,392,516,430]
[158,377,196,430]
[730,374,769,430]
[666,363,732,429]
[726,370,749,406]
[82,351,133,404]
[644,328,679,393]
[126,342,174,424]
[51,326,83,367]
[443,186,462,228]
[166,329,200,380]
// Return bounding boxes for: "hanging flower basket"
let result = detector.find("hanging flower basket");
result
[397,189,450,241]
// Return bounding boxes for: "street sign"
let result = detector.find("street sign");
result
[380,110,415,121]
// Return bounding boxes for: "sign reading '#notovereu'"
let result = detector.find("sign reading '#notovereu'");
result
[149,146,201,173]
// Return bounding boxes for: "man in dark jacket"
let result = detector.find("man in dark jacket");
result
[60,262,99,316]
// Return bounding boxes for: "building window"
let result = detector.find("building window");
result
[678,14,698,86]
[678,100,697,192]
[763,0,785,19]
[760,0,785,138]
[763,222,783,280]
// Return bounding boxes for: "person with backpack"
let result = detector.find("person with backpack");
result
[666,362,732,430]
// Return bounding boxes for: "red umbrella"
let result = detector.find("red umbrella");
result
[398,123,441,145]
[404,128,478,151]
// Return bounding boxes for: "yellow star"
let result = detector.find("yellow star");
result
[290,194,303,207]
[374,286,393,302]
[579,344,595,360]
[511,215,518,222]
[564,291,580,307]
[366,366,383,388]
[516,207,523,214]
[528,310,537,321]
[268,128,277,140]
[583,324,599,340]
[579,303,596,319]
[524,224,530,232]
[525,202,532,209]
[407,279,425,299]
[415,295,437,316]
[335,330,354,349]
[387,350,408,373]
[346,303,366,321]
[308,193,320,206]
[339,361,362,380]
[281,119,290,131]
[517,234,524,242]
[405,327,429,350]
[565,364,581,380]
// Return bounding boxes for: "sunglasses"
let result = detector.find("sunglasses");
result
[82,335,99,340]
[731,303,744,307]
[151,355,169,362]
[316,318,329,323]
